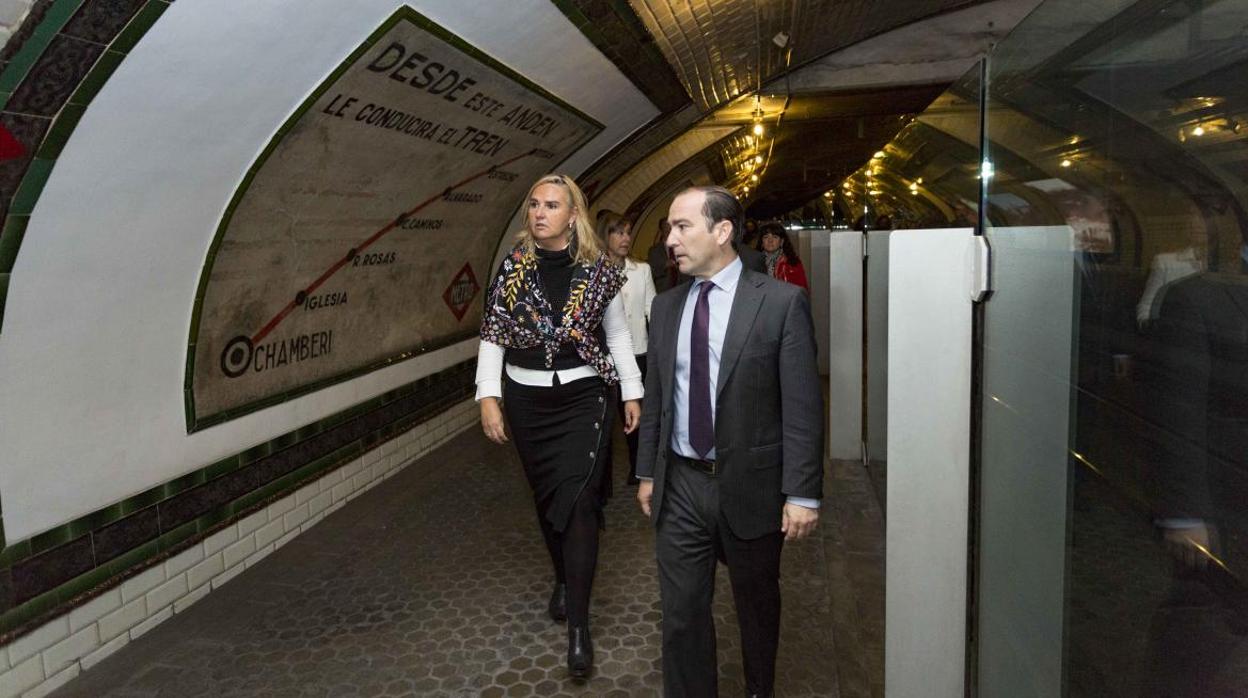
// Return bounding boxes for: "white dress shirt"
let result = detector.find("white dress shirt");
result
[648,257,817,509]
[620,257,657,355]
[475,293,644,401]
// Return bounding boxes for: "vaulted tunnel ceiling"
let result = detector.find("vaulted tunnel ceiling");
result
[557,0,1004,216]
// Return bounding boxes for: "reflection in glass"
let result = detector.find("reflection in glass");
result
[976,0,1248,695]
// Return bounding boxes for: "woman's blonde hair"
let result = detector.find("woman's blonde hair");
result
[515,174,601,265]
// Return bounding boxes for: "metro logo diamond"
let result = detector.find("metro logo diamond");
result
[443,263,480,321]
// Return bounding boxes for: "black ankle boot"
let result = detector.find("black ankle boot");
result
[547,582,567,622]
[567,625,593,678]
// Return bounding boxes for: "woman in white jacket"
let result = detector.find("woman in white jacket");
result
[600,211,656,485]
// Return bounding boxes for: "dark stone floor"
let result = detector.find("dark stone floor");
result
[51,426,884,697]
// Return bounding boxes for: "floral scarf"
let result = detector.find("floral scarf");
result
[480,245,626,384]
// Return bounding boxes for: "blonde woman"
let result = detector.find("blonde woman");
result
[476,174,642,678]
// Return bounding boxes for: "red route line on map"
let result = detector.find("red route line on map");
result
[249,149,538,344]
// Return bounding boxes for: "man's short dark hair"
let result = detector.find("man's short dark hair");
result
[686,185,744,245]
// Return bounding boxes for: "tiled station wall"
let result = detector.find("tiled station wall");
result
[0,0,655,696]
[0,396,481,697]
[0,1,34,47]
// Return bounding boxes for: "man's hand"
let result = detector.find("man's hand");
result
[1161,521,1218,571]
[480,398,508,444]
[637,479,654,517]
[782,503,818,541]
[622,400,641,434]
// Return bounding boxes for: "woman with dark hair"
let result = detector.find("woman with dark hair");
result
[599,211,656,487]
[476,174,643,678]
[758,222,809,291]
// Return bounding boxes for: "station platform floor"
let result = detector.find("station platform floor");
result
[48,425,884,697]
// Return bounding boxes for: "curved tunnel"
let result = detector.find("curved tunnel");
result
[1,0,1247,696]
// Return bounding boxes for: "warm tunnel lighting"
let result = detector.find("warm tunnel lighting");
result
[873,151,886,158]
[753,122,765,136]
[1061,159,1072,168]
[750,174,759,182]
[1192,125,1206,137]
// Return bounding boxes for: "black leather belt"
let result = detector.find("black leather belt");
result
[672,451,717,476]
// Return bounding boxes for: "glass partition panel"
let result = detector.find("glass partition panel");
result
[978,0,1248,695]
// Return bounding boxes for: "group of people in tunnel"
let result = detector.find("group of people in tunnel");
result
[475,173,823,697]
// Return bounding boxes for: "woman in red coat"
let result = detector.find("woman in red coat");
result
[758,222,809,291]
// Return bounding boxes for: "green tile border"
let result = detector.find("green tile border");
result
[0,216,30,272]
[0,360,474,570]
[0,0,88,95]
[0,0,171,327]
[0,359,475,642]
[183,5,602,432]
[548,0,689,112]
[107,0,168,54]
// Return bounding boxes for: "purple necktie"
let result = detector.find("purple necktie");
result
[689,281,716,458]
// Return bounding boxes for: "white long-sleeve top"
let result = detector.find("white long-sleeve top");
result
[475,293,644,402]
[620,257,657,354]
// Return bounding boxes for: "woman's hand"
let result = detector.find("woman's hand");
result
[480,398,508,444]
[622,400,641,434]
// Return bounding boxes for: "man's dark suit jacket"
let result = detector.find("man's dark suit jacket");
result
[737,244,767,275]
[647,244,672,293]
[1153,271,1248,575]
[636,267,825,540]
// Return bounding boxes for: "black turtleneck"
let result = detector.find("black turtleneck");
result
[536,245,575,311]
[505,245,605,371]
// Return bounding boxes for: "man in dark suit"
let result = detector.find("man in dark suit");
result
[737,218,767,276]
[636,185,824,697]
[736,237,767,275]
[1141,258,1248,696]
[648,217,677,292]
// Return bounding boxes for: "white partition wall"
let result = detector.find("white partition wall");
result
[866,231,890,465]
[886,228,974,698]
[805,230,832,375]
[975,227,1074,697]
[827,231,865,460]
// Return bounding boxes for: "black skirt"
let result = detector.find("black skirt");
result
[503,371,615,533]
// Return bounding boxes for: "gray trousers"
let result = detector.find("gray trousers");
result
[656,457,784,698]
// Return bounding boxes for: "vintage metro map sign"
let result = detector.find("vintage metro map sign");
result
[186,7,601,430]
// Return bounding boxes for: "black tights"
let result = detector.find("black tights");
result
[537,493,600,627]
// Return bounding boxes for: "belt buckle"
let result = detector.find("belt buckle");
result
[693,457,716,476]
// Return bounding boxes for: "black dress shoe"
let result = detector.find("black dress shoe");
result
[567,625,593,678]
[547,582,567,622]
